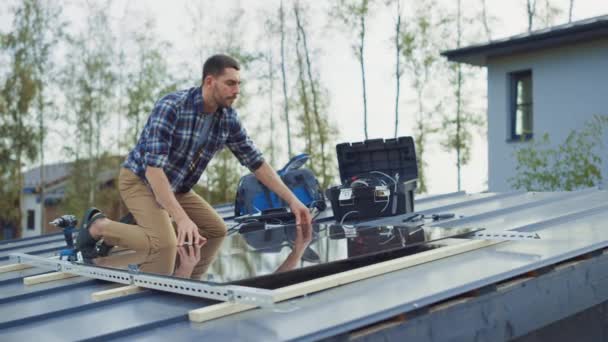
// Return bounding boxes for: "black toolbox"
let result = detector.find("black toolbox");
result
[326,137,418,222]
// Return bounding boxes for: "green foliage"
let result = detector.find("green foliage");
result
[331,0,374,139]
[125,18,178,147]
[293,1,337,189]
[200,149,246,205]
[61,2,116,208]
[193,4,262,206]
[440,109,484,166]
[331,0,375,55]
[509,115,608,191]
[0,0,63,231]
[440,0,485,191]
[399,0,449,193]
[59,153,122,218]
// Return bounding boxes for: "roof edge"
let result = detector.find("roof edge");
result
[441,14,608,66]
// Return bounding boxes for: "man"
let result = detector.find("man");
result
[76,54,312,254]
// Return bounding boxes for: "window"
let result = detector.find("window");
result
[27,210,35,230]
[509,70,533,141]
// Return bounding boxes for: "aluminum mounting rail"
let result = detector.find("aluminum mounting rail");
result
[9,252,275,307]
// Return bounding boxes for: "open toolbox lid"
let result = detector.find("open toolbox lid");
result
[336,136,418,184]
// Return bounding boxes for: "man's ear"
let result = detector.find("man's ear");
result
[203,75,214,87]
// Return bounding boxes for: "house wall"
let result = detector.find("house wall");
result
[487,38,608,191]
[20,185,128,237]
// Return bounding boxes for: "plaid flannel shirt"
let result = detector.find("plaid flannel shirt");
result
[123,86,264,193]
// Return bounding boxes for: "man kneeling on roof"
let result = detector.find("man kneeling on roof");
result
[76,54,312,258]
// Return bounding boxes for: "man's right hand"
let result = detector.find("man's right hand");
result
[176,216,206,246]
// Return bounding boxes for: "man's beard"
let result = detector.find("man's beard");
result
[214,89,236,108]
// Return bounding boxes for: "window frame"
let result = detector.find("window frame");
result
[26,210,35,231]
[508,69,534,142]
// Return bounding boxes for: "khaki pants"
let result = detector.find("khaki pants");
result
[94,236,225,280]
[102,168,227,252]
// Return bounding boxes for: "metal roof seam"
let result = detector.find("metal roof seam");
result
[0,290,154,330]
[0,279,99,305]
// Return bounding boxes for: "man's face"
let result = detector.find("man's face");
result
[210,68,240,108]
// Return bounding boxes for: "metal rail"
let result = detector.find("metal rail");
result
[9,252,275,307]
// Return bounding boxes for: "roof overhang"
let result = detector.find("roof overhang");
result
[441,15,608,66]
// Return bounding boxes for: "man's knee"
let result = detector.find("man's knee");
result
[201,221,227,238]
[149,230,177,250]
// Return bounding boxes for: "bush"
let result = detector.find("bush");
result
[509,115,608,191]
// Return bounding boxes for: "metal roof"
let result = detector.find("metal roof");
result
[23,162,72,188]
[23,160,122,189]
[441,14,608,66]
[2,189,608,340]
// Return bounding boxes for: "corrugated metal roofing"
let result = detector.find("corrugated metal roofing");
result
[2,190,608,341]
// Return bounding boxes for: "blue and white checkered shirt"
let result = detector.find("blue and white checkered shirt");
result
[123,86,264,193]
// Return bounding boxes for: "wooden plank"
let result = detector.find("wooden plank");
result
[0,263,33,273]
[189,302,255,322]
[189,239,499,323]
[272,239,496,302]
[23,271,79,285]
[92,285,145,302]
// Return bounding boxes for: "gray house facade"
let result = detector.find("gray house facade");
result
[442,15,608,191]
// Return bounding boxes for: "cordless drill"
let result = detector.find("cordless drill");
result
[50,215,78,261]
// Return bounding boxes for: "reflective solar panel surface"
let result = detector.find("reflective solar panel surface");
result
[80,224,481,289]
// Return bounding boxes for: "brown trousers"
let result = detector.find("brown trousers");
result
[102,168,227,252]
[94,236,225,281]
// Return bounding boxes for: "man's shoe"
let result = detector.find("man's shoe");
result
[76,207,105,252]
[97,241,113,257]
[94,212,136,257]
[79,244,99,261]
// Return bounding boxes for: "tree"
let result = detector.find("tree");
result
[0,0,62,236]
[441,0,484,191]
[293,1,337,189]
[526,0,537,32]
[509,115,608,191]
[538,0,562,29]
[526,0,561,32]
[387,0,405,138]
[191,3,263,204]
[569,0,574,23]
[400,0,448,193]
[332,0,374,139]
[60,1,116,215]
[480,0,493,41]
[279,0,294,157]
[28,0,64,233]
[261,42,278,167]
[124,17,177,147]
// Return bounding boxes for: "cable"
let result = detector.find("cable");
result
[351,179,370,187]
[339,210,359,225]
[308,200,323,209]
[370,171,397,187]
[379,235,396,245]
[311,210,322,222]
[226,221,245,236]
[379,193,391,213]
[396,226,407,246]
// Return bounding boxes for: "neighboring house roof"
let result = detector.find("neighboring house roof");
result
[441,14,608,66]
[23,162,72,189]
[23,160,123,192]
[2,191,608,340]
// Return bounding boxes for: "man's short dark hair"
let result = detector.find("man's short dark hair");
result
[202,54,240,81]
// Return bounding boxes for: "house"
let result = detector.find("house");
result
[442,15,608,191]
[21,161,126,238]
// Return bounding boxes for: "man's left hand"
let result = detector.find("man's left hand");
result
[289,200,312,225]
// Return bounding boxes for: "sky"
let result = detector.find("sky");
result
[2,0,608,195]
